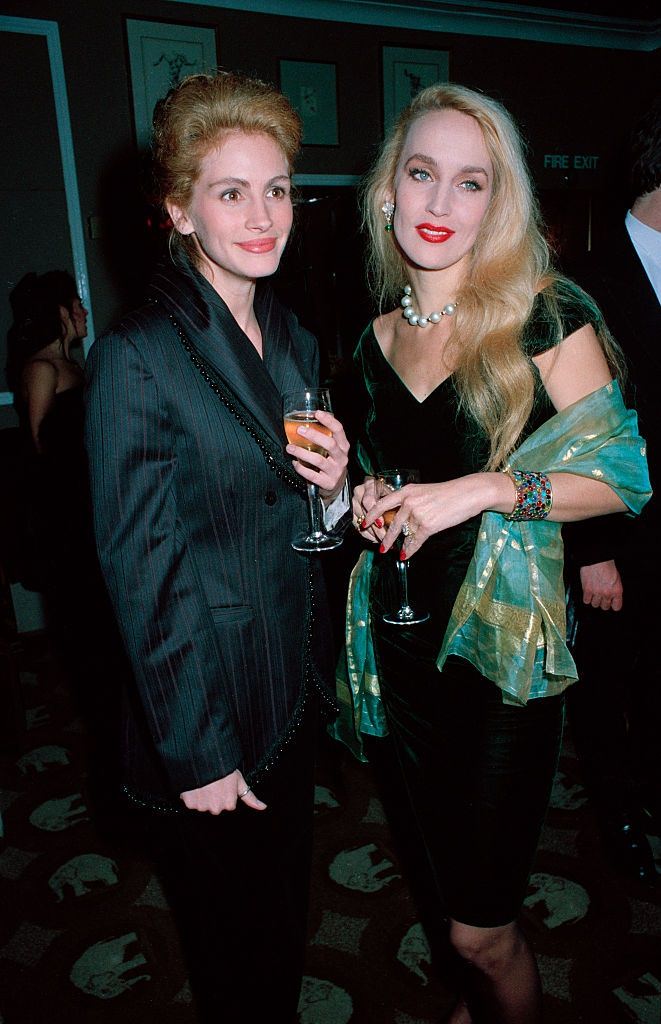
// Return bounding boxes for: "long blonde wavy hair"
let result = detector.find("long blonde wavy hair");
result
[361,83,620,470]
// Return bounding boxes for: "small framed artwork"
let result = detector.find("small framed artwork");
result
[125,18,218,149]
[382,46,449,131]
[279,60,339,146]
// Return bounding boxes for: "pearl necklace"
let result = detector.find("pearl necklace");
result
[401,285,457,328]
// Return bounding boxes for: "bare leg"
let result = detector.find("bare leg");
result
[449,918,542,1024]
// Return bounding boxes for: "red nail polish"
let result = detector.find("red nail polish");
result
[375,518,384,528]
[379,544,385,554]
[399,547,407,560]
[361,518,367,530]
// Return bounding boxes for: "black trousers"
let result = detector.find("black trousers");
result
[569,544,661,814]
[147,702,318,1023]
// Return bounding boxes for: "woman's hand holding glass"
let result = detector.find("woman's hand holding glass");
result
[286,406,349,502]
[358,471,515,558]
[352,476,385,543]
[284,387,349,552]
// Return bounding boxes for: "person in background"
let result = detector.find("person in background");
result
[6,272,89,593]
[85,71,349,1022]
[5,270,90,595]
[566,98,661,884]
[337,83,651,1022]
[5,270,125,822]
[6,270,87,453]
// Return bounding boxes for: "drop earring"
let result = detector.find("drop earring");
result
[382,200,394,232]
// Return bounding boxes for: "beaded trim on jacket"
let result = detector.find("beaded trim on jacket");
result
[162,305,306,495]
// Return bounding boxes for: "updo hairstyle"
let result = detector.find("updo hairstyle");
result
[149,70,302,265]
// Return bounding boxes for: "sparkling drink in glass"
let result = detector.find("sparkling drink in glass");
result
[283,387,342,552]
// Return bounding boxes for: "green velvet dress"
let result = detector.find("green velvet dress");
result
[355,280,599,927]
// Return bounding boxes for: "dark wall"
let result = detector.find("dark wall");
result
[2,1,658,342]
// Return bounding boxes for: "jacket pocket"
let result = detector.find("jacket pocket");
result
[209,605,254,626]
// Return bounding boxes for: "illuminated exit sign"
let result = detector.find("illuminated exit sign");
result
[543,154,600,170]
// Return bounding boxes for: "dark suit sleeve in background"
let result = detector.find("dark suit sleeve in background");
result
[563,246,650,574]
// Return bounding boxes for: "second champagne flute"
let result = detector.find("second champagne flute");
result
[283,387,343,552]
[377,468,430,625]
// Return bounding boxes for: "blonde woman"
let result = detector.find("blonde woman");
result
[343,84,650,1022]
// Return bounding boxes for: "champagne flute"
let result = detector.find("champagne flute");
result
[376,469,430,625]
[283,387,343,552]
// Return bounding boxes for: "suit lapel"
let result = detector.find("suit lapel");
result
[622,236,659,322]
[149,260,289,445]
[257,285,315,396]
[607,231,661,370]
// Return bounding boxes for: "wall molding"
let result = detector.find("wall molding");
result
[0,15,94,406]
[169,0,659,51]
[295,174,361,186]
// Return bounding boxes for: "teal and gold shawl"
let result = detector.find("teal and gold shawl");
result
[333,381,650,759]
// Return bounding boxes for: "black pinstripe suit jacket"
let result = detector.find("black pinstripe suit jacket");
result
[85,258,336,809]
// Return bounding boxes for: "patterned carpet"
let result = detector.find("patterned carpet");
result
[1,635,660,1024]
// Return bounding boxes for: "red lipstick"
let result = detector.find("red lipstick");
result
[236,238,277,253]
[415,224,455,243]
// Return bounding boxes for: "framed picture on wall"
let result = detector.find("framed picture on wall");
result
[279,60,339,146]
[125,18,218,149]
[382,46,449,130]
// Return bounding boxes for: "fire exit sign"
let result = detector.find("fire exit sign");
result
[543,154,600,170]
